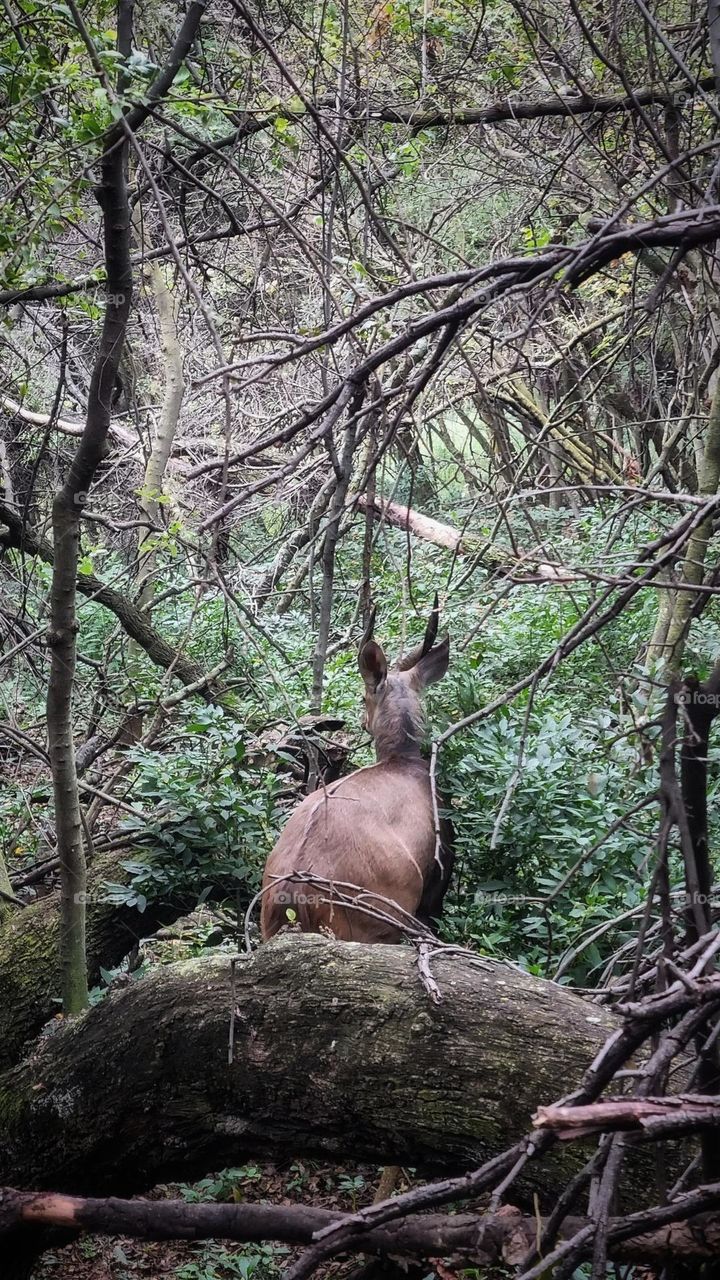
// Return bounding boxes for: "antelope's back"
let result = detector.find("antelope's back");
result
[260,760,437,942]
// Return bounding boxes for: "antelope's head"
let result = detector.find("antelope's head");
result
[358,595,449,762]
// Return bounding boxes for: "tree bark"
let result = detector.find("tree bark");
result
[0,850,14,926]
[0,934,659,1205]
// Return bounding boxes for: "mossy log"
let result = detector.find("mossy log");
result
[0,933,657,1205]
[0,850,194,1072]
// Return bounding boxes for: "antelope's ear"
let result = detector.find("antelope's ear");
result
[359,640,388,692]
[410,635,449,690]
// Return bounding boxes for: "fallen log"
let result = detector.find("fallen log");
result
[356,494,573,580]
[3,1186,720,1267]
[1,396,136,449]
[1,397,210,474]
[1,934,653,1204]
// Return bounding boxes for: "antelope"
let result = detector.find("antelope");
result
[260,597,454,943]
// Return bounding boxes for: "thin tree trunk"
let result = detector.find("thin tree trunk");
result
[0,851,14,926]
[253,471,337,611]
[44,0,207,1013]
[275,548,314,616]
[135,257,184,611]
[647,375,720,673]
[46,21,134,1012]
[360,444,376,627]
[122,234,185,742]
[310,425,358,709]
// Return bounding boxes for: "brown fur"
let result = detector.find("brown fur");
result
[260,626,453,943]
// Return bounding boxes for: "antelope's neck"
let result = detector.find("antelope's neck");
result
[373,696,424,763]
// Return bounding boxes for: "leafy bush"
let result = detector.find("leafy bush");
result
[104,708,284,912]
[438,699,658,981]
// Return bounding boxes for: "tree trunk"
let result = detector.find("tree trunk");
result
[135,255,185,611]
[310,425,358,709]
[253,471,337,611]
[0,934,661,1206]
[648,376,720,672]
[46,85,134,1012]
